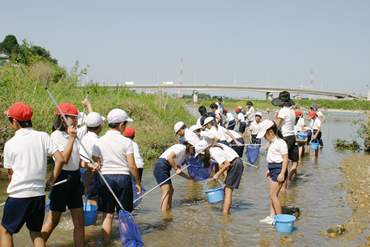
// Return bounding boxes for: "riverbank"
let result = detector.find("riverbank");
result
[339,154,370,246]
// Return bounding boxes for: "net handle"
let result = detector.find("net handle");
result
[45,87,126,211]
[133,165,190,203]
[81,92,89,124]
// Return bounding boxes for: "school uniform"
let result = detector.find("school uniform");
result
[2,128,59,233]
[201,126,218,145]
[238,112,246,133]
[312,117,322,141]
[295,118,305,147]
[79,131,100,199]
[249,120,261,144]
[267,137,288,183]
[225,130,244,157]
[184,128,200,143]
[153,144,186,185]
[49,130,84,212]
[92,130,135,213]
[215,109,223,126]
[245,107,255,128]
[225,112,236,130]
[277,107,298,162]
[77,125,88,140]
[209,144,244,189]
[132,141,144,181]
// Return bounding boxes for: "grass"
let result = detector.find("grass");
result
[0,65,196,162]
[332,138,361,151]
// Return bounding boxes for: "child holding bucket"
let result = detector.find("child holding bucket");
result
[92,109,141,243]
[153,137,199,211]
[1,103,65,247]
[308,111,321,157]
[42,103,98,247]
[194,140,244,214]
[257,120,288,224]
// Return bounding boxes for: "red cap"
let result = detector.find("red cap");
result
[123,127,135,137]
[56,103,78,116]
[235,107,241,112]
[295,110,303,117]
[275,113,279,118]
[308,111,316,119]
[4,102,33,121]
[224,109,228,113]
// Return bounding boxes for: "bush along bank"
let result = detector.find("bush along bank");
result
[0,66,196,162]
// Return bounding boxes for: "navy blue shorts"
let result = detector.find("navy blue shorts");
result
[251,134,261,145]
[2,196,45,233]
[48,169,83,212]
[153,158,172,185]
[239,121,246,133]
[225,158,244,189]
[306,130,312,143]
[218,140,229,146]
[80,167,100,199]
[313,130,322,141]
[268,163,288,183]
[227,119,236,130]
[99,174,133,213]
[283,135,299,162]
[231,137,244,158]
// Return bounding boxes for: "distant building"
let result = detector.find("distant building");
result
[0,51,10,66]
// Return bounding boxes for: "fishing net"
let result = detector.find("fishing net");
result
[184,156,215,181]
[119,210,143,247]
[246,145,260,164]
[132,180,146,209]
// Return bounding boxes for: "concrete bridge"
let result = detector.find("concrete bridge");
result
[124,84,363,101]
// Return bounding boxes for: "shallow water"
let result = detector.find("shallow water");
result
[0,109,369,246]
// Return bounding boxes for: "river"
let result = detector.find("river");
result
[0,108,368,246]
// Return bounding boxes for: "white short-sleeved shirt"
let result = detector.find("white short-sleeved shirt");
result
[238,113,245,123]
[216,102,224,112]
[215,110,223,124]
[201,126,218,144]
[184,128,199,142]
[225,130,242,143]
[92,130,134,175]
[77,125,87,141]
[196,117,202,128]
[210,144,239,165]
[159,144,186,166]
[312,118,322,130]
[51,130,81,171]
[267,137,288,163]
[133,141,144,169]
[249,121,261,135]
[4,128,59,198]
[277,107,295,137]
[296,118,305,132]
[226,112,234,122]
[80,131,99,162]
[316,111,324,118]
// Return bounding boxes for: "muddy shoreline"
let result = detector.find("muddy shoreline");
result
[340,154,370,246]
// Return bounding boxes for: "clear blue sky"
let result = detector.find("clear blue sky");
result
[2,0,369,99]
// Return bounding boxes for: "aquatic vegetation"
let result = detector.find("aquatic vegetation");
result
[332,138,361,151]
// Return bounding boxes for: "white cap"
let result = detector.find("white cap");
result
[255,112,262,118]
[256,119,275,139]
[107,109,133,123]
[85,112,106,127]
[195,140,208,157]
[77,111,86,126]
[174,121,184,134]
[186,136,200,147]
[203,117,214,125]
[189,125,201,132]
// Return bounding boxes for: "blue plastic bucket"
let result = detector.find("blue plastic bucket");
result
[310,139,319,150]
[83,195,98,226]
[204,179,224,203]
[297,132,307,140]
[273,214,296,233]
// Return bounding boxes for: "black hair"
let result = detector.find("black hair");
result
[266,122,284,139]
[283,102,291,107]
[108,121,127,128]
[210,103,217,109]
[295,116,300,124]
[198,106,207,116]
[203,143,223,168]
[246,101,253,106]
[125,135,134,140]
[8,117,32,128]
[87,125,100,131]
[52,115,67,132]
[183,141,194,154]
[180,124,186,130]
[193,128,201,133]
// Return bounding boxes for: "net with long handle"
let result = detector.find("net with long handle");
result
[246,145,260,164]
[184,156,215,181]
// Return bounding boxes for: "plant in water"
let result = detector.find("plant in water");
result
[353,116,370,151]
[332,138,361,151]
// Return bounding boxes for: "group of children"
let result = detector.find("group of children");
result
[1,91,325,246]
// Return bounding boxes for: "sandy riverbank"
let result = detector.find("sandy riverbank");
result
[339,154,370,246]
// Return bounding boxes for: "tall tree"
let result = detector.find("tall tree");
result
[0,35,20,55]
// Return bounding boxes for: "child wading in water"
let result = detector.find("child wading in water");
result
[195,140,244,214]
[258,120,288,224]
[1,103,64,247]
[153,137,198,211]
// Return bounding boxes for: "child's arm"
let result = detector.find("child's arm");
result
[213,160,231,181]
[313,126,321,139]
[320,114,326,125]
[81,99,93,114]
[84,156,100,195]
[167,152,190,180]
[295,136,306,143]
[215,114,221,125]
[225,130,242,146]
[127,153,142,194]
[61,127,77,164]
[236,118,241,125]
[276,118,283,128]
[7,169,13,182]
[46,150,65,188]
[277,153,289,183]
